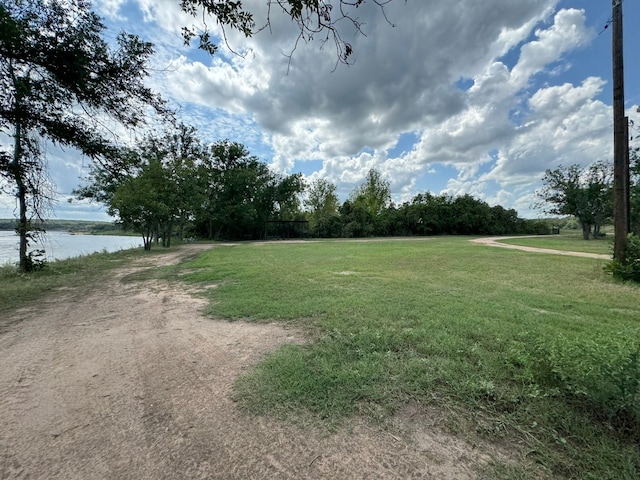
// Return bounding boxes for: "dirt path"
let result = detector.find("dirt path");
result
[1,244,510,480]
[470,236,610,259]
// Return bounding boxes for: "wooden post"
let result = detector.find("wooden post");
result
[612,0,629,261]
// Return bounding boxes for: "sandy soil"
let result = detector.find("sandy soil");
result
[1,244,513,480]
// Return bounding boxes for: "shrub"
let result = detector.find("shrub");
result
[606,234,640,282]
[512,331,640,436]
[522,219,552,235]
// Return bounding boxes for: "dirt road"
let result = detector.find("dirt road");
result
[470,236,610,259]
[1,245,508,479]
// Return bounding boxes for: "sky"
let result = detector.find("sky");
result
[2,0,640,221]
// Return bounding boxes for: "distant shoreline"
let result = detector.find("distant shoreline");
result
[0,219,133,236]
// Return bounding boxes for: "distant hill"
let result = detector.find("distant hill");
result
[0,219,128,235]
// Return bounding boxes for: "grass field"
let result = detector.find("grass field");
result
[2,236,639,478]
[165,237,639,479]
[499,232,613,255]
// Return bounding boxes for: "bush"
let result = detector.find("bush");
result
[24,249,48,272]
[606,234,640,282]
[522,219,552,235]
[512,331,640,436]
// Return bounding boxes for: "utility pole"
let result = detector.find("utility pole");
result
[612,0,629,262]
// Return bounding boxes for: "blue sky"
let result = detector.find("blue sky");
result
[2,0,639,221]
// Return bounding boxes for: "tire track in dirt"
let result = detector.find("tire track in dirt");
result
[0,244,517,479]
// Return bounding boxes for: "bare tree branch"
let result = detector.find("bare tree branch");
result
[179,0,404,65]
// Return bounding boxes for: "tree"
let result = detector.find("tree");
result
[349,168,391,217]
[450,194,492,235]
[537,162,613,240]
[136,123,208,244]
[346,168,390,235]
[194,140,304,240]
[304,178,341,237]
[76,124,208,247]
[0,0,166,271]
[109,157,171,251]
[179,0,402,65]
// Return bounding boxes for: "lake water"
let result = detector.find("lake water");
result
[0,230,143,266]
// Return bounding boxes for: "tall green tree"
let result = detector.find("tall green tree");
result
[346,168,391,235]
[0,0,166,271]
[349,168,391,218]
[75,124,207,247]
[196,140,304,240]
[109,157,170,251]
[137,123,208,244]
[304,178,341,237]
[537,162,613,240]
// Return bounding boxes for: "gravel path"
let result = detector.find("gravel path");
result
[470,236,610,260]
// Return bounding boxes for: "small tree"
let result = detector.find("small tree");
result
[349,168,391,217]
[109,158,170,251]
[536,162,613,240]
[305,178,341,237]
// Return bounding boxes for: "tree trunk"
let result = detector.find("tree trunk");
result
[581,221,591,240]
[164,219,173,248]
[12,119,30,272]
[143,228,152,251]
[178,216,184,241]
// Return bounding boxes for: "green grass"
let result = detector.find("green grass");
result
[170,237,640,479]
[499,232,613,255]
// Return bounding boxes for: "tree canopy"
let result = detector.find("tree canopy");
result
[536,162,613,240]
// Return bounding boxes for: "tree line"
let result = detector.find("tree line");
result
[72,123,548,246]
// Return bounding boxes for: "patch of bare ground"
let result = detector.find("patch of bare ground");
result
[1,244,518,479]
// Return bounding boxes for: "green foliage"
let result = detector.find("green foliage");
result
[349,168,391,218]
[194,140,305,240]
[537,163,613,240]
[109,157,170,250]
[512,331,640,434]
[606,234,640,282]
[522,219,552,235]
[380,192,534,236]
[304,178,341,237]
